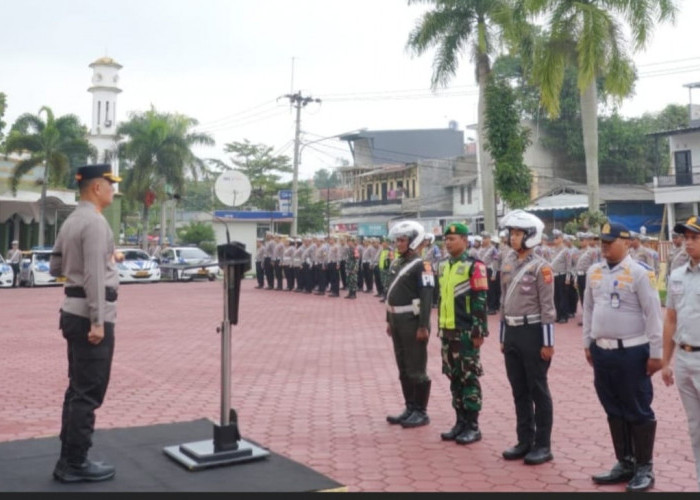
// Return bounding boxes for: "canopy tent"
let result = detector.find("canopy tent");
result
[0,189,77,224]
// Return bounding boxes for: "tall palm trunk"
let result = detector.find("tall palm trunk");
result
[142,204,150,251]
[38,161,49,247]
[580,79,600,214]
[476,54,496,233]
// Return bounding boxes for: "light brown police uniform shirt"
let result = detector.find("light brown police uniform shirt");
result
[49,200,119,325]
[499,251,557,346]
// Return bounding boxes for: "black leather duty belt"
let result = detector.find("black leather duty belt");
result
[680,343,700,352]
[65,286,118,302]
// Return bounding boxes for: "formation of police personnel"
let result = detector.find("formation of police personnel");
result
[378,211,680,493]
[253,232,395,300]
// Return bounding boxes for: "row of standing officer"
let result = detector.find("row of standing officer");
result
[381,211,681,493]
[254,233,394,299]
[382,213,558,467]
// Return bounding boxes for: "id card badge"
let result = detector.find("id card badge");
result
[610,292,620,309]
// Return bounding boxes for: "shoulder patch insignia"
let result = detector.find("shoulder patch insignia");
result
[541,265,553,284]
[471,261,489,291]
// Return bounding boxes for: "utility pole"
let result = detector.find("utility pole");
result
[284,91,321,236]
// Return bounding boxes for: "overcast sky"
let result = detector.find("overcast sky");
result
[2,0,700,182]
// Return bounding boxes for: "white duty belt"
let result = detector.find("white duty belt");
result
[386,304,415,314]
[595,335,648,350]
[504,314,542,326]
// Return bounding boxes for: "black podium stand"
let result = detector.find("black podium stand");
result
[164,242,270,470]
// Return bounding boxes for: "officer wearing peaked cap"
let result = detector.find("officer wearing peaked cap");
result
[50,164,122,483]
[663,215,700,490]
[584,221,662,492]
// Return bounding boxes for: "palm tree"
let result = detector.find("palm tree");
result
[117,107,214,250]
[526,0,677,215]
[4,106,94,246]
[406,0,516,233]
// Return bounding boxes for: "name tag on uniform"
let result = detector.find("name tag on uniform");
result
[610,292,620,309]
[455,265,466,275]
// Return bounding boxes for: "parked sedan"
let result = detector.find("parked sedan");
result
[0,255,13,288]
[19,248,65,287]
[116,248,161,283]
[159,246,220,281]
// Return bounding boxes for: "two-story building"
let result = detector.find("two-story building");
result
[650,83,700,236]
[333,127,471,236]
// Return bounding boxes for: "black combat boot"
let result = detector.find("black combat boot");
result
[592,417,635,484]
[386,377,414,425]
[440,409,466,441]
[344,291,356,299]
[455,410,482,445]
[53,447,116,484]
[401,380,431,428]
[626,420,656,492]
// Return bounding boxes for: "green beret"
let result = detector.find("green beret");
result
[444,223,469,236]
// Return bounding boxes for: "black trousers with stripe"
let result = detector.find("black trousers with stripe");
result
[503,323,553,448]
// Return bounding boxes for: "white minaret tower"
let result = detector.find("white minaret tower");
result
[87,56,122,183]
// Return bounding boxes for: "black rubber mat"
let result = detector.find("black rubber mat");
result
[0,419,344,492]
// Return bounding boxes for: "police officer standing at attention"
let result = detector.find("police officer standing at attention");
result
[437,223,489,445]
[550,229,572,324]
[583,221,663,492]
[662,216,700,491]
[500,210,556,465]
[49,164,122,483]
[344,236,360,299]
[385,221,434,428]
[6,240,22,287]
[254,238,265,289]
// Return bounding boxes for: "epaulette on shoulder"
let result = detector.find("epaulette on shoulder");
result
[635,260,653,271]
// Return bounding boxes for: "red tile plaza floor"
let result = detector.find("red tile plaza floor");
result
[0,278,697,492]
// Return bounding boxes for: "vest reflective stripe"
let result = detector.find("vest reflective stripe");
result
[438,259,472,329]
[378,249,390,270]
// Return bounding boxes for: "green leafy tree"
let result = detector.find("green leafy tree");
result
[313,168,339,189]
[406,0,518,233]
[0,92,7,145]
[297,181,327,234]
[215,139,292,211]
[117,107,214,249]
[177,220,215,245]
[484,76,533,208]
[4,106,94,246]
[526,0,677,215]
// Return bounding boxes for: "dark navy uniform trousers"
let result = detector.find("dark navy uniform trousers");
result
[590,342,654,422]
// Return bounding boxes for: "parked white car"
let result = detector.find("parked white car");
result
[116,248,161,283]
[0,255,14,287]
[159,246,220,281]
[19,248,65,287]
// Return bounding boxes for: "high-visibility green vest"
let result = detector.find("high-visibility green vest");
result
[378,248,390,270]
[438,257,474,330]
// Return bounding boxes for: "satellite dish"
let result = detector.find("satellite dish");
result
[215,170,252,207]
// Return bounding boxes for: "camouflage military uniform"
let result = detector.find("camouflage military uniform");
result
[345,240,360,298]
[438,247,489,444]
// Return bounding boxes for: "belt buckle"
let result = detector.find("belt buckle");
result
[683,344,693,352]
[598,338,614,350]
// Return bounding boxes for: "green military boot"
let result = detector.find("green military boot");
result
[440,409,466,441]
[455,411,482,445]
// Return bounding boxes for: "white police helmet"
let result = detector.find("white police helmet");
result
[388,220,425,250]
[424,233,435,245]
[503,210,545,249]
